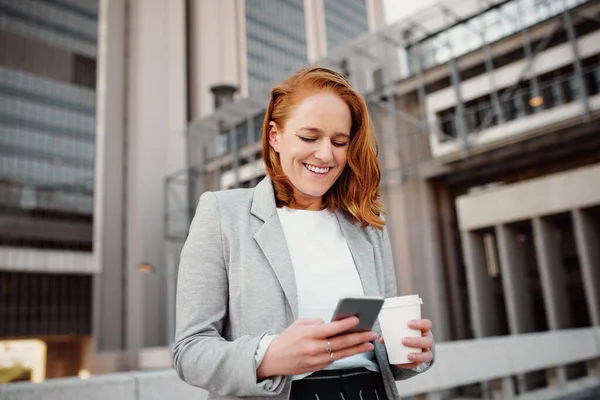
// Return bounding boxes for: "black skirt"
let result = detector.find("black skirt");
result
[290,368,389,400]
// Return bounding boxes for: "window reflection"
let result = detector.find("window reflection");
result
[407,0,583,74]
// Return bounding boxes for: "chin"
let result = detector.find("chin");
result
[298,185,331,198]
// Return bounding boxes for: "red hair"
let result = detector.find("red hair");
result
[261,66,385,230]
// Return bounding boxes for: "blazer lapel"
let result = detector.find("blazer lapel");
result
[251,177,298,319]
[337,213,379,297]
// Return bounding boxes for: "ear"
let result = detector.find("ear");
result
[268,122,281,153]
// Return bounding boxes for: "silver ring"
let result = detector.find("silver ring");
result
[330,351,334,361]
[326,340,332,354]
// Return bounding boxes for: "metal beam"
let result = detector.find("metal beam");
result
[563,8,592,123]
[229,125,239,188]
[247,116,259,188]
[185,128,199,223]
[439,6,469,151]
[580,11,600,25]
[213,128,223,191]
[474,0,505,123]
[368,99,424,130]
[382,39,406,182]
[414,42,431,135]
[476,19,561,133]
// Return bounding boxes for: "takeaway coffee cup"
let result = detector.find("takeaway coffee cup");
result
[378,294,423,364]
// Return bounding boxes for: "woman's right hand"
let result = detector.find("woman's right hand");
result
[256,317,378,379]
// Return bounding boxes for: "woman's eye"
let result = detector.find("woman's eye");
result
[299,137,317,142]
[333,142,348,147]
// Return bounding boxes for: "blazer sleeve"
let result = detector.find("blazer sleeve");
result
[172,192,285,396]
[380,223,435,381]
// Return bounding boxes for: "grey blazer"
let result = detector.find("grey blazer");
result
[172,176,432,400]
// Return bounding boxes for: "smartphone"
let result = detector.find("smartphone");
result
[330,296,385,334]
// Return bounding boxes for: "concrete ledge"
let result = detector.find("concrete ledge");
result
[0,373,135,400]
[456,164,600,231]
[138,347,171,370]
[133,370,207,400]
[396,327,600,396]
[0,369,206,400]
[3,328,599,399]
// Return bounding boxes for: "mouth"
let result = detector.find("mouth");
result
[304,163,332,175]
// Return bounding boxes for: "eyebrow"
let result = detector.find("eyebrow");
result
[297,126,350,138]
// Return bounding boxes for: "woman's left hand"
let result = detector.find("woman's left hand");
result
[379,319,434,369]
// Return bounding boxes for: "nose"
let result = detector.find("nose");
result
[314,139,334,164]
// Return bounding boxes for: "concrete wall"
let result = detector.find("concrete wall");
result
[456,163,600,231]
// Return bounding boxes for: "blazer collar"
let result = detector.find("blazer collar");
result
[251,176,299,319]
[251,176,379,320]
[250,176,277,222]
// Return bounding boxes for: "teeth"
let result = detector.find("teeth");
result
[305,164,330,174]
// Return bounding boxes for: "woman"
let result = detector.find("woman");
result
[173,67,434,400]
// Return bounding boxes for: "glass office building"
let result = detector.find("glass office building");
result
[0,0,97,350]
[324,0,369,52]
[245,0,308,93]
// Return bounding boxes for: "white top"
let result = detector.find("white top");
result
[254,207,378,387]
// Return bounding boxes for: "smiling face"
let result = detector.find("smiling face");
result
[268,92,352,210]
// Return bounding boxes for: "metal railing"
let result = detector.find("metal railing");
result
[438,62,600,141]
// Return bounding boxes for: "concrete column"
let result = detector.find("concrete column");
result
[126,0,187,352]
[572,209,600,326]
[304,0,327,63]
[188,0,241,119]
[496,224,535,334]
[491,377,515,400]
[93,0,126,352]
[461,231,501,337]
[532,218,572,329]
[418,181,452,342]
[381,179,451,342]
[439,185,469,340]
[366,0,386,31]
[532,217,569,388]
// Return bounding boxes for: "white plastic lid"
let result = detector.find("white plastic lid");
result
[382,294,423,308]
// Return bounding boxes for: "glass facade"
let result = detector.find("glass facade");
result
[245,0,308,94]
[0,0,97,251]
[0,271,93,337]
[408,0,589,74]
[324,0,369,52]
[437,54,600,139]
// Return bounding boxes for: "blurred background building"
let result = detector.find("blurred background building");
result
[0,0,385,382]
[1,0,600,399]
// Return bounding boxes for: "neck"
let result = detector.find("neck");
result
[292,189,323,211]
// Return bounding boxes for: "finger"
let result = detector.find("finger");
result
[407,349,434,364]
[408,319,432,332]
[296,318,325,326]
[318,342,374,365]
[330,331,378,351]
[315,316,360,338]
[402,336,433,349]
[379,337,385,344]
